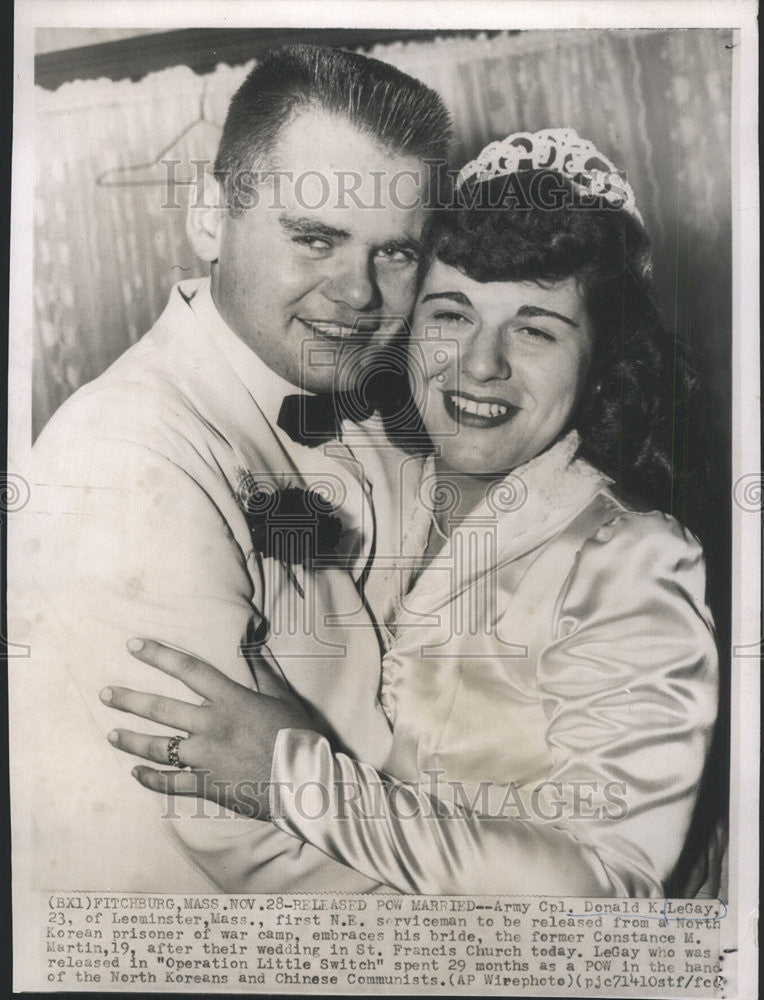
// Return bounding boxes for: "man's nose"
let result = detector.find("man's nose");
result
[461,325,511,383]
[324,255,380,312]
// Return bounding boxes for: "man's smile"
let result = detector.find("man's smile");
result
[298,317,382,343]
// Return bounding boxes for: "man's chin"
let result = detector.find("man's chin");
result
[301,378,342,395]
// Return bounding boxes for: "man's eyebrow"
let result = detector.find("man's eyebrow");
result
[377,235,424,254]
[278,214,350,240]
[516,304,579,328]
[420,290,473,306]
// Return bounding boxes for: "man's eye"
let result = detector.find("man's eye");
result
[293,235,332,250]
[375,246,418,264]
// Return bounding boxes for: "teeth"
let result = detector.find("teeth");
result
[309,322,354,340]
[448,393,508,418]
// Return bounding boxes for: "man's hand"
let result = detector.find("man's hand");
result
[101,639,315,820]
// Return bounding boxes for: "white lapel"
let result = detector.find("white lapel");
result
[148,286,393,764]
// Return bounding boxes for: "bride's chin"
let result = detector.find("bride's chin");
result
[436,446,492,476]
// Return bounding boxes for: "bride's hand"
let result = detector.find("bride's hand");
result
[100,638,315,819]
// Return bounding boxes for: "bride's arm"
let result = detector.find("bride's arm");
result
[106,513,718,896]
[267,729,640,895]
[258,512,719,896]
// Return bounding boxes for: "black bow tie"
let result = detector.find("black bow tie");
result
[277,392,374,448]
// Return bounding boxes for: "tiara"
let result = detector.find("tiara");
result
[456,128,643,224]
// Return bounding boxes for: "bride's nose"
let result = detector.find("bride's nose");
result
[461,324,511,383]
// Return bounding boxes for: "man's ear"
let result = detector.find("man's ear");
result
[186,172,224,262]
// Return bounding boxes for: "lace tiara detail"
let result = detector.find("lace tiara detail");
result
[457,127,643,225]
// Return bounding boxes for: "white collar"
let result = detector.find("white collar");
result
[420,429,609,548]
[179,276,312,430]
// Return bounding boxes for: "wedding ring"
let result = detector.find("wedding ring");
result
[166,735,186,769]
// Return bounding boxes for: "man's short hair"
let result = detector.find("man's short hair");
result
[214,43,452,213]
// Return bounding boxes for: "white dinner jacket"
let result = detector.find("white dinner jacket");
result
[10,279,406,892]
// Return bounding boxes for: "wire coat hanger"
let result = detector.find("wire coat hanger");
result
[95,82,221,188]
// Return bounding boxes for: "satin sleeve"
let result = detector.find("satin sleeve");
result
[269,511,718,896]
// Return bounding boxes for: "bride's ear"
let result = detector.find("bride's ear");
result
[186,172,224,262]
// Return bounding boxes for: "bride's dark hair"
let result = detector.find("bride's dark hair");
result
[414,169,696,516]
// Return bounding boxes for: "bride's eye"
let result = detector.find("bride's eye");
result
[518,326,556,343]
[432,311,470,325]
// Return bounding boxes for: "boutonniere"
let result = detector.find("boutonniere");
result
[235,470,344,598]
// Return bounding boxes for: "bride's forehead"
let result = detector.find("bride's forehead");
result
[418,260,584,313]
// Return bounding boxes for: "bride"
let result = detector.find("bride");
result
[102,130,719,896]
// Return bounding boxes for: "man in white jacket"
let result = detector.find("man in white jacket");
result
[11,44,450,891]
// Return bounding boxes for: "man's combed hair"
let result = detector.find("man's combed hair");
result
[421,170,697,517]
[214,44,452,212]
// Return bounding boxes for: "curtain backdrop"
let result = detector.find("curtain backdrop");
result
[33,28,732,442]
